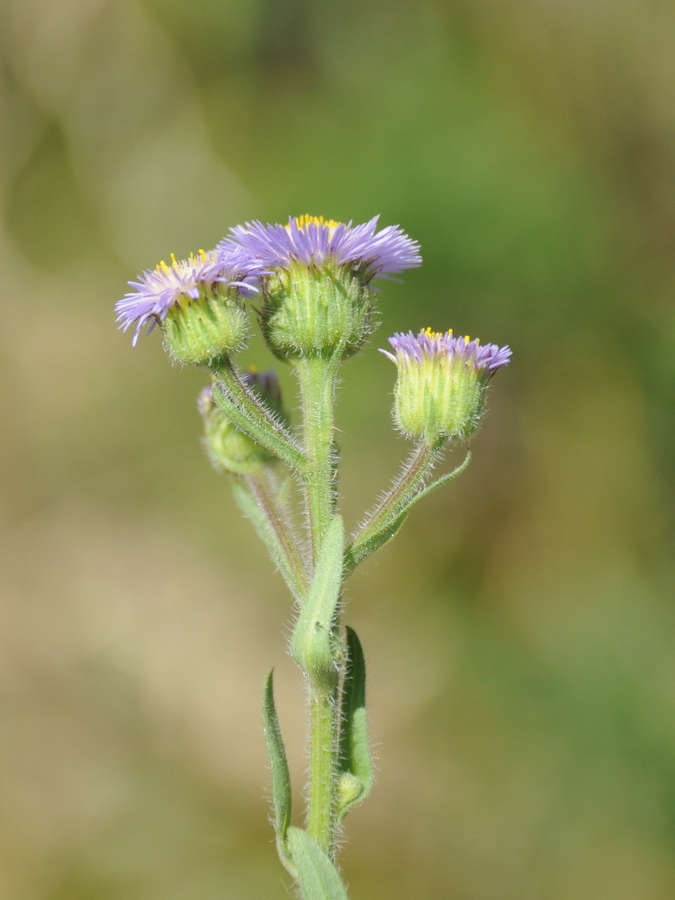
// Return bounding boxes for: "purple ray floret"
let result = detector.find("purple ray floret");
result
[218,215,421,282]
[116,248,262,345]
[381,329,512,373]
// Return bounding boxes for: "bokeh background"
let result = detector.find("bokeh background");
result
[2,1,675,897]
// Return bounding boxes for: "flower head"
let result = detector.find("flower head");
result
[116,249,260,346]
[382,328,512,371]
[219,215,421,283]
[116,249,265,365]
[218,216,421,360]
[381,328,511,442]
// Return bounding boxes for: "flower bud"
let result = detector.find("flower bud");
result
[198,369,286,474]
[381,329,511,444]
[116,249,261,365]
[219,216,421,360]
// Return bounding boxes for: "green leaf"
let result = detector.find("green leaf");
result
[345,450,471,570]
[343,507,411,570]
[337,627,373,819]
[287,827,350,900]
[291,516,345,692]
[403,449,471,507]
[262,669,295,877]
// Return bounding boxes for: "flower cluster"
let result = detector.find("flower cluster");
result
[115,216,510,444]
[116,216,422,362]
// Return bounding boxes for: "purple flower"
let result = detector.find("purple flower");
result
[219,215,421,282]
[381,328,512,373]
[381,329,511,441]
[116,249,261,345]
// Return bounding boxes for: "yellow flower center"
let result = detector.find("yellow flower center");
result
[156,249,209,274]
[422,327,453,339]
[420,328,480,345]
[290,215,340,233]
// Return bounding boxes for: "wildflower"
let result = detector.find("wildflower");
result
[381,328,511,443]
[219,216,421,359]
[116,249,261,365]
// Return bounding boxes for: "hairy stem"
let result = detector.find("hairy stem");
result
[308,685,340,856]
[211,358,308,475]
[292,355,344,863]
[345,440,442,572]
[233,471,310,601]
[294,355,340,564]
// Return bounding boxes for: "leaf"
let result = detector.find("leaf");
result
[403,449,471,507]
[291,516,345,692]
[233,477,309,602]
[337,627,373,819]
[343,507,411,570]
[345,450,471,570]
[287,827,350,900]
[262,669,295,877]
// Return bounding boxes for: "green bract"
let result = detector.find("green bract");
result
[261,261,373,360]
[163,290,249,366]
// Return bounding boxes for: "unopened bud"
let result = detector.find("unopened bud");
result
[198,369,286,474]
[381,328,511,443]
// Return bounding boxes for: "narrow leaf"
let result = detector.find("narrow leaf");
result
[344,507,411,570]
[262,669,295,876]
[403,449,471,507]
[287,827,350,900]
[337,626,373,819]
[345,451,471,570]
[291,516,345,691]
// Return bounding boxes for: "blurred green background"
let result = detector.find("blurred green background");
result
[2,0,675,897]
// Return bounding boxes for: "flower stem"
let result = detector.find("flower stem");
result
[294,354,340,564]
[293,353,344,861]
[308,685,339,856]
[211,358,309,475]
[345,440,442,572]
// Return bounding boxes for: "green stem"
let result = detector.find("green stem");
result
[292,355,343,861]
[211,358,309,475]
[345,441,441,572]
[308,686,339,857]
[232,471,310,601]
[294,355,340,564]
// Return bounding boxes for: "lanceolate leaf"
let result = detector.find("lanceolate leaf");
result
[287,827,350,900]
[262,669,295,877]
[337,626,373,819]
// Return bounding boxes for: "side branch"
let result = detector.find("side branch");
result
[345,444,470,572]
[211,358,309,475]
[232,471,310,601]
